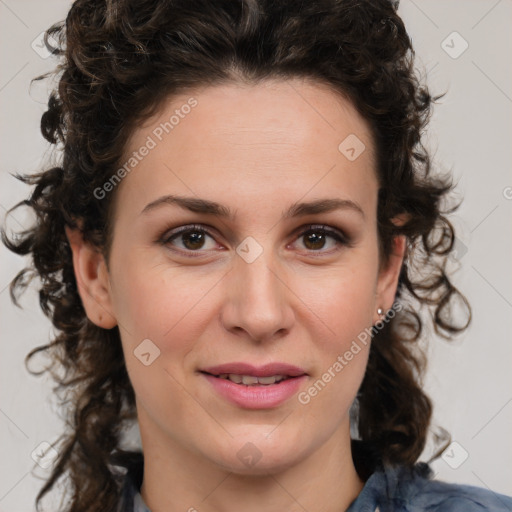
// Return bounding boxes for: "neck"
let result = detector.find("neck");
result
[138,413,365,512]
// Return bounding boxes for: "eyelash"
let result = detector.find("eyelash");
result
[157,223,352,257]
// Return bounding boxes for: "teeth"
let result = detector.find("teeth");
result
[256,375,283,385]
[217,374,287,385]
[242,375,259,385]
[228,373,243,384]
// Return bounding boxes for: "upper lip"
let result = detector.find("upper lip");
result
[201,362,307,378]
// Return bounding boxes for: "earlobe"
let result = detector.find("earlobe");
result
[64,225,117,329]
[375,234,406,323]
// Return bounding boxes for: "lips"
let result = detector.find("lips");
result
[200,362,307,379]
[200,362,308,408]
[200,363,308,409]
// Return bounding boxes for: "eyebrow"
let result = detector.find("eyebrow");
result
[140,194,365,220]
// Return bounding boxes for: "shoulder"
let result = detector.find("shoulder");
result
[349,462,512,512]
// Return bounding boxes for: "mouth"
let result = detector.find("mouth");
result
[200,372,297,386]
[199,364,309,409]
[200,362,307,385]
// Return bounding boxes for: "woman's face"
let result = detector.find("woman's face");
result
[77,78,404,474]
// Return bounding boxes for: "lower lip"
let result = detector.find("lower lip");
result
[202,373,307,409]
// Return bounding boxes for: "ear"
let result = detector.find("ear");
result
[373,214,408,324]
[64,225,117,329]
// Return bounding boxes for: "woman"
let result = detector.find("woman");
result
[2,0,511,511]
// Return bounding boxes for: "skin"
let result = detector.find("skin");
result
[65,77,406,512]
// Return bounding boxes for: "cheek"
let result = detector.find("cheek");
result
[111,257,220,351]
[293,271,375,425]
[295,261,378,343]
[290,255,378,402]
[113,263,217,422]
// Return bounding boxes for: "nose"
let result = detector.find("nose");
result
[220,248,295,343]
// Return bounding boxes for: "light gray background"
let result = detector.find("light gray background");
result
[1,1,511,510]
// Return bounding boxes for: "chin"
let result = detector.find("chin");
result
[216,453,302,477]
[208,432,308,476]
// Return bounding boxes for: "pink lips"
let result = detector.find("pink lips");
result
[200,362,308,409]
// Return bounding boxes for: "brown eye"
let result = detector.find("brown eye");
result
[162,225,217,253]
[293,225,349,253]
[180,230,207,250]
[303,231,328,250]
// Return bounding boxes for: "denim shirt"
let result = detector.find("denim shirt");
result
[117,458,512,511]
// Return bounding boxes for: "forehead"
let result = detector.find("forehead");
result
[116,78,377,221]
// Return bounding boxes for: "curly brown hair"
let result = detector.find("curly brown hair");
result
[2,0,471,510]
